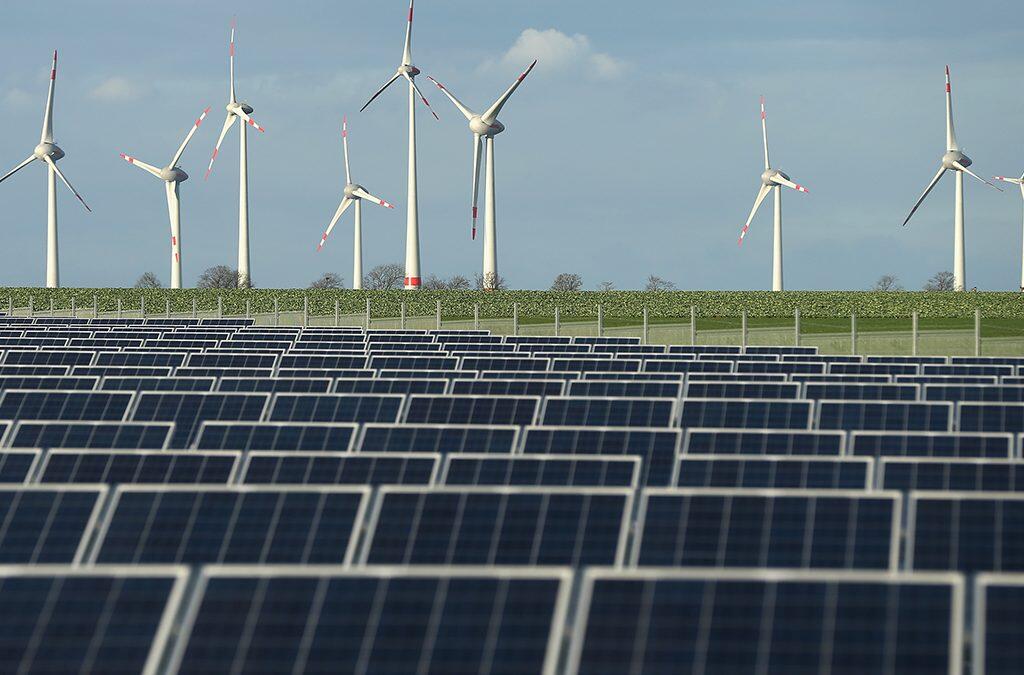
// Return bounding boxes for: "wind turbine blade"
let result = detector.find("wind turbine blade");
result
[40,50,57,144]
[945,66,958,152]
[318,197,354,251]
[426,76,476,121]
[119,153,162,178]
[205,113,236,180]
[481,60,537,124]
[342,117,351,184]
[354,188,395,209]
[402,0,414,66]
[737,184,772,245]
[953,162,1002,191]
[994,176,1024,186]
[170,107,211,168]
[360,73,402,112]
[902,166,947,226]
[229,18,237,103]
[0,155,37,185]
[760,96,770,170]
[470,134,483,240]
[43,155,90,212]
[770,175,809,193]
[404,74,439,120]
[236,109,265,133]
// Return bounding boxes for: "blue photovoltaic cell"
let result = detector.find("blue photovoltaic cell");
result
[0,487,104,562]
[959,403,1024,433]
[216,377,332,393]
[977,575,1024,675]
[358,423,519,454]
[924,385,1024,402]
[0,570,185,675]
[683,429,845,456]
[644,360,733,374]
[804,383,920,401]
[269,394,403,424]
[746,346,818,355]
[569,380,682,398]
[365,487,630,565]
[866,356,947,364]
[923,364,1015,377]
[0,365,72,376]
[636,490,897,569]
[404,395,539,426]
[669,346,741,355]
[96,352,186,366]
[131,392,269,449]
[73,366,174,378]
[443,455,639,487]
[541,397,676,428]
[522,426,680,486]
[0,376,98,391]
[685,373,788,382]
[898,375,997,385]
[460,357,551,372]
[0,390,134,422]
[550,358,641,373]
[880,459,1024,492]
[0,450,38,483]
[99,376,216,392]
[332,378,447,395]
[850,431,1012,458]
[735,362,825,374]
[570,570,961,675]
[194,422,357,452]
[910,493,1024,573]
[3,351,94,366]
[242,452,438,485]
[279,354,368,370]
[174,367,274,379]
[184,353,278,370]
[8,421,172,449]
[684,382,801,399]
[679,399,813,430]
[95,487,368,564]
[172,570,567,675]
[817,401,952,432]
[452,379,566,397]
[677,457,871,489]
[793,374,893,383]
[38,450,238,484]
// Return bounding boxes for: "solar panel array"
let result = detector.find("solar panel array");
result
[0,317,1018,671]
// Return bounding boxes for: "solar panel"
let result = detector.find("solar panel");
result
[850,430,1013,458]
[783,354,862,363]
[804,383,920,401]
[194,421,357,452]
[0,375,98,391]
[522,426,681,486]
[141,339,219,350]
[551,357,641,373]
[685,381,801,399]
[541,397,677,428]
[669,345,742,354]
[898,375,998,384]
[678,456,873,489]
[73,366,174,378]
[924,364,1015,377]
[217,377,332,393]
[568,569,963,675]
[0,449,39,483]
[830,363,920,376]
[280,354,368,370]
[0,567,187,675]
[444,342,519,352]
[0,486,105,562]
[368,355,460,372]
[0,338,67,348]
[174,367,275,378]
[442,454,640,488]
[0,390,134,422]
[377,369,473,381]
[269,393,403,424]
[682,428,846,456]
[460,356,551,372]
[99,376,216,392]
[404,395,539,425]
[363,487,631,565]
[278,368,375,379]
[184,353,278,370]
[8,421,173,450]
[704,353,781,362]
[96,351,186,366]
[38,450,239,484]
[93,486,369,564]
[879,458,1024,492]
[636,489,900,569]
[567,380,681,398]
[680,398,813,430]
[505,335,572,345]
[817,401,953,432]
[959,402,1024,433]
[975,573,1024,675]
[332,377,447,395]
[644,360,733,374]
[592,345,667,355]
[130,392,269,449]
[574,336,641,345]
[67,337,144,349]
[4,350,94,366]
[924,384,1024,402]
[0,365,71,376]
[866,355,948,364]
[358,423,519,454]
[908,492,1024,573]
[452,378,565,396]
[685,372,789,382]
[242,451,439,485]
[170,567,569,675]
[952,356,1024,366]
[480,370,575,382]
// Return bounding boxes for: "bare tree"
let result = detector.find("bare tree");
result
[474,272,508,291]
[596,281,615,292]
[197,265,240,289]
[363,263,405,290]
[872,274,903,292]
[133,272,163,289]
[550,273,583,292]
[309,272,344,289]
[644,275,677,291]
[421,275,448,290]
[924,271,955,292]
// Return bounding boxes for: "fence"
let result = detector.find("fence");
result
[5,296,1023,356]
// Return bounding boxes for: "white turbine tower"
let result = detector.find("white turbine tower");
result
[994,172,1024,290]
[902,66,1001,292]
[317,117,396,290]
[360,0,439,290]
[736,97,809,292]
[427,60,537,290]
[0,50,91,288]
[205,18,265,288]
[119,108,211,289]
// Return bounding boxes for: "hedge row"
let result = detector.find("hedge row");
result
[1,288,1022,319]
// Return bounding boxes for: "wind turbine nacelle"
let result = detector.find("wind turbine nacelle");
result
[161,167,189,183]
[471,117,504,136]
[238,102,254,115]
[344,183,362,198]
[399,64,420,77]
[942,151,970,170]
[33,143,64,161]
[762,168,786,186]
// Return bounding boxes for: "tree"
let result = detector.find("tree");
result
[550,273,583,292]
[447,275,471,291]
[197,265,240,289]
[596,281,615,292]
[363,263,404,290]
[424,274,473,291]
[474,272,508,291]
[924,271,955,292]
[645,275,677,292]
[872,274,903,292]
[309,272,344,289]
[133,272,162,289]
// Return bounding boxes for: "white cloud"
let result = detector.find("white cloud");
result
[89,77,141,102]
[494,28,626,80]
[2,88,33,108]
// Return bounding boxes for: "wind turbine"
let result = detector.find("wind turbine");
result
[427,60,537,290]
[360,0,439,290]
[205,18,266,289]
[316,117,395,290]
[736,96,809,292]
[119,107,211,289]
[994,172,1024,290]
[0,50,91,288]
[902,66,1001,291]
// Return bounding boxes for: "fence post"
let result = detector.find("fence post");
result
[166,298,171,318]
[303,296,309,327]
[192,297,197,319]
[794,307,801,347]
[8,296,12,317]
[70,297,76,318]
[217,296,223,319]
[364,298,370,330]
[435,300,441,330]
[741,310,748,349]
[115,298,121,319]
[690,306,697,345]
[513,303,519,337]
[597,304,604,337]
[49,298,54,317]
[399,302,406,330]
[246,299,251,320]
[275,298,280,326]
[975,308,982,357]
[473,304,480,331]
[92,294,97,319]
[851,312,858,356]
[642,306,649,345]
[912,311,919,356]
[28,296,33,318]
[335,299,340,327]
[554,307,561,337]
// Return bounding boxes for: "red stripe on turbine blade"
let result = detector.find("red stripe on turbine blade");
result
[409,7,414,21]
[50,69,56,80]
[472,207,478,218]
[230,44,235,56]
[172,236,177,246]
[174,253,179,262]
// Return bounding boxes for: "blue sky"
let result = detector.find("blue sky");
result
[1,0,1022,290]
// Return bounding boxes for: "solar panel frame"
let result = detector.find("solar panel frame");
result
[0,448,40,483]
[37,449,241,485]
[682,428,847,456]
[440,453,641,488]
[850,430,1014,459]
[878,458,1024,492]
[816,400,954,432]
[0,485,107,563]
[194,421,358,452]
[975,573,1024,675]
[958,402,1024,434]
[680,398,815,430]
[240,451,441,486]
[684,381,802,399]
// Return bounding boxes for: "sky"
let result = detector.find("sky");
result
[0,0,1022,291]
